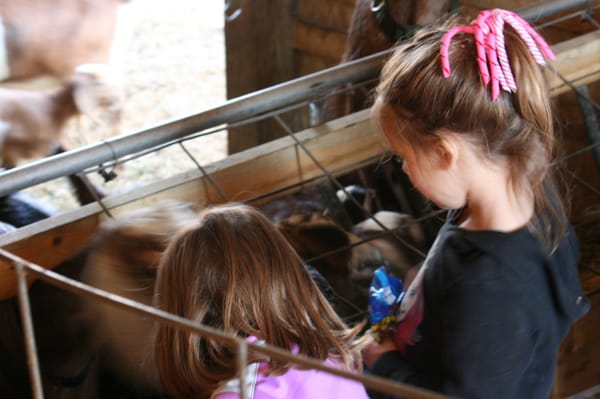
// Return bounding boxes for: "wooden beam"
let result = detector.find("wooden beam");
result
[225,0,294,153]
[0,110,386,300]
[548,30,600,96]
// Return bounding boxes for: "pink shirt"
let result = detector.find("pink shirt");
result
[211,358,369,399]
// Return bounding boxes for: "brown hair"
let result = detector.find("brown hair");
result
[154,203,366,398]
[372,15,567,252]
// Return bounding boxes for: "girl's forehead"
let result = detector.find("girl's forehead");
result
[382,127,413,157]
[379,105,415,133]
[378,102,412,119]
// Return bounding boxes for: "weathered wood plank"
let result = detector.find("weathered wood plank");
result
[225,0,294,153]
[0,110,385,299]
[548,30,600,95]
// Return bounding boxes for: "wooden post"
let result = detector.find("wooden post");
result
[225,0,294,154]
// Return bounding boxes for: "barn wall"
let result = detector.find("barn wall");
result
[225,0,354,154]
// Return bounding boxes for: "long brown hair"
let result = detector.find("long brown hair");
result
[372,15,567,252]
[154,203,365,398]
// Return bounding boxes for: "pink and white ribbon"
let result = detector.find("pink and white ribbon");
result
[440,9,555,101]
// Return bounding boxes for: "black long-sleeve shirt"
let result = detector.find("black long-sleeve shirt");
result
[368,221,589,399]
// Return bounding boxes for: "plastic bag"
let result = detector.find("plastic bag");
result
[368,266,404,343]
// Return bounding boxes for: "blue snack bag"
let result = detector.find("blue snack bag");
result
[368,266,404,342]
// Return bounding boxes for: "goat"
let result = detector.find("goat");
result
[77,198,425,386]
[0,189,54,229]
[351,210,426,287]
[79,201,199,396]
[276,210,425,324]
[0,63,123,230]
[0,0,129,212]
[259,181,425,319]
[0,201,194,398]
[0,173,107,233]
[0,0,129,83]
[0,63,123,168]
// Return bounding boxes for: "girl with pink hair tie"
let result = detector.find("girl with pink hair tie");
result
[363,9,589,399]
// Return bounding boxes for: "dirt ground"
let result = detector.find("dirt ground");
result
[22,0,228,212]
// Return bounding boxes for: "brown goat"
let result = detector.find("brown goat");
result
[80,201,199,396]
[276,210,425,324]
[0,0,128,209]
[0,0,128,83]
[0,64,123,168]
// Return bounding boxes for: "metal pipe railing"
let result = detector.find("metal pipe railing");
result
[0,0,592,197]
[0,52,388,197]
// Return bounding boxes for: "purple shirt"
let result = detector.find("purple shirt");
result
[211,358,369,399]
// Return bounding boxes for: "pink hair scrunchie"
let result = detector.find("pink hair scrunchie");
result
[440,9,555,101]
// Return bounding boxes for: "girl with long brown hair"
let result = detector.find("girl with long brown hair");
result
[154,203,369,399]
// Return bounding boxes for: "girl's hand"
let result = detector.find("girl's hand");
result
[363,337,398,369]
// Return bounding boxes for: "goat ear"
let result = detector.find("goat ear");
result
[72,64,124,128]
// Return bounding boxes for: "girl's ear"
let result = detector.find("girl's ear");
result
[433,136,458,169]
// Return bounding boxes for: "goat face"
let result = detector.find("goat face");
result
[0,63,123,168]
[0,86,72,167]
[71,63,124,130]
[80,200,198,395]
[275,210,426,324]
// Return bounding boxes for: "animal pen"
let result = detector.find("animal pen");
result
[1,0,600,398]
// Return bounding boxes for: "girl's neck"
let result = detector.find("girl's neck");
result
[460,160,534,232]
